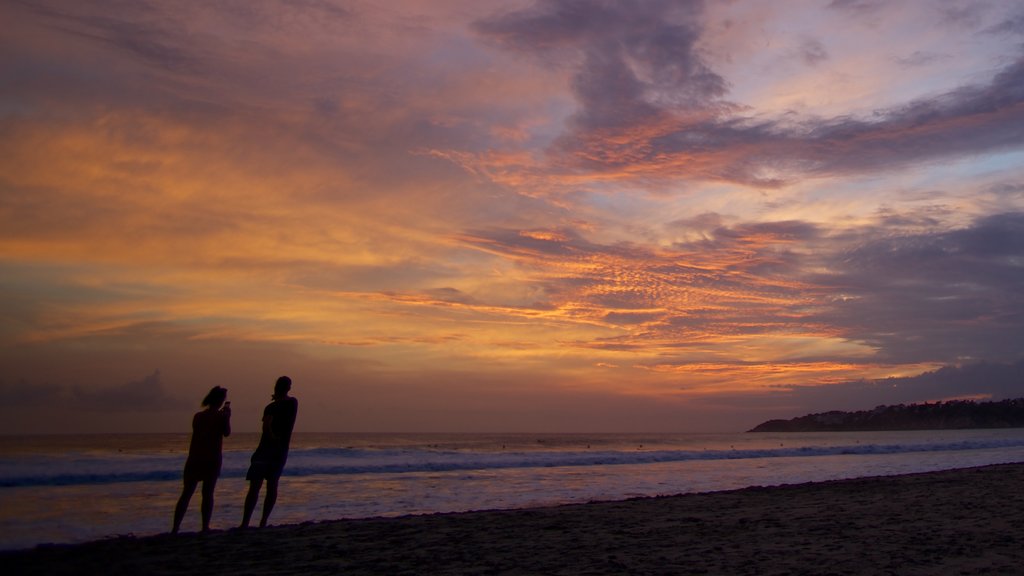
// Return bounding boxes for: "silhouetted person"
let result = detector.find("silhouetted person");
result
[172,386,231,534]
[241,376,298,528]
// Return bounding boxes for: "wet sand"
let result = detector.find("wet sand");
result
[7,463,1024,575]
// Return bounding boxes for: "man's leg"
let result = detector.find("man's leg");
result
[259,476,279,528]
[240,478,263,528]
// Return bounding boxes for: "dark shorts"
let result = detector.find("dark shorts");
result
[246,458,285,481]
[183,457,221,483]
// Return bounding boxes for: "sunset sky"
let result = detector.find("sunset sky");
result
[2,0,1023,433]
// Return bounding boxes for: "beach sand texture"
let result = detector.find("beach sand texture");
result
[7,463,1024,575]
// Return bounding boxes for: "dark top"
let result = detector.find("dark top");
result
[183,408,231,481]
[251,396,298,466]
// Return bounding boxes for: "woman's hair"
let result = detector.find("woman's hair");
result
[273,376,292,400]
[202,386,228,408]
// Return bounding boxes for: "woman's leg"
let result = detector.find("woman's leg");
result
[200,477,218,532]
[172,478,199,534]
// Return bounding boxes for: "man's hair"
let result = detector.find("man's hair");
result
[273,376,292,399]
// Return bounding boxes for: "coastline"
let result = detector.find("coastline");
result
[7,462,1024,575]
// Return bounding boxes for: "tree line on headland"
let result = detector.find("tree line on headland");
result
[748,398,1024,432]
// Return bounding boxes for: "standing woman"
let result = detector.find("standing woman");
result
[172,386,231,534]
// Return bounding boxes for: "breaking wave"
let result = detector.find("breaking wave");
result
[5,435,1024,488]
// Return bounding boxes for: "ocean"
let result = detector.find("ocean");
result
[3,429,1024,551]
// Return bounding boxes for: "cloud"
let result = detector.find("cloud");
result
[764,360,1024,414]
[0,369,189,411]
[2,0,1023,432]
[13,0,202,72]
[808,212,1024,363]
[896,51,951,69]
[797,38,828,67]
[73,369,190,410]
[451,208,1024,373]
[630,53,1024,186]
[475,0,728,129]
[475,2,1024,187]
[938,3,987,30]
[986,11,1024,36]
[281,0,353,21]
[826,0,886,17]
[456,221,835,357]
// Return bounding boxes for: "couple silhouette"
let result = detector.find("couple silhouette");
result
[171,376,298,534]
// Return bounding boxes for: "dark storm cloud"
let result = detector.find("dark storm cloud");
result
[810,213,1024,364]
[475,0,728,133]
[476,1,1024,186]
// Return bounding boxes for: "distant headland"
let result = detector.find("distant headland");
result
[748,398,1024,432]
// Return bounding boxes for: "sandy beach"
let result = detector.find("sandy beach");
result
[7,463,1024,575]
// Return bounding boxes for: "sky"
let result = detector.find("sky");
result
[1,0,1023,434]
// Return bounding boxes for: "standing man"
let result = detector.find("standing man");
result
[241,376,298,528]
